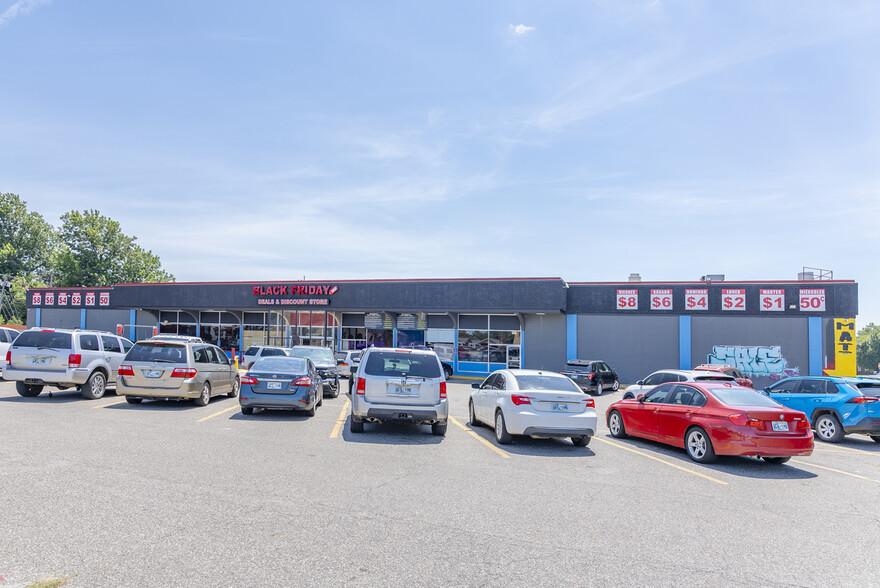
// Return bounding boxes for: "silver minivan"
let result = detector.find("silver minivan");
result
[350,347,448,436]
[116,336,240,406]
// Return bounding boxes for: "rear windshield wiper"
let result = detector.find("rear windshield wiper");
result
[146,359,176,363]
[37,346,62,351]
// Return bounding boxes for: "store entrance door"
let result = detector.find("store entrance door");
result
[507,346,520,369]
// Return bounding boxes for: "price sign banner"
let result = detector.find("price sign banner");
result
[722,289,746,311]
[32,292,42,305]
[99,292,110,306]
[799,289,826,312]
[71,292,81,305]
[616,289,638,310]
[760,289,784,312]
[58,292,68,305]
[651,289,673,310]
[685,289,708,311]
[45,292,55,305]
[85,292,95,306]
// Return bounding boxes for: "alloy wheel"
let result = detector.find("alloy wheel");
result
[688,430,707,459]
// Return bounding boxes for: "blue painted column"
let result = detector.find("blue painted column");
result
[679,315,692,370]
[129,309,136,341]
[392,328,398,348]
[808,317,822,376]
[80,308,87,329]
[453,327,458,374]
[34,308,41,327]
[566,314,578,361]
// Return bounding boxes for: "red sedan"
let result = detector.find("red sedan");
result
[606,382,813,464]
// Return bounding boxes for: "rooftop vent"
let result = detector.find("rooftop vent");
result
[801,267,832,281]
[628,273,641,282]
[700,274,725,282]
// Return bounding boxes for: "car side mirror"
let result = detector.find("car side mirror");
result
[637,394,646,402]
[471,382,481,389]
[762,388,771,395]
[636,380,644,386]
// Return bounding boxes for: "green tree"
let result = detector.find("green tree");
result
[55,209,174,287]
[0,274,45,325]
[0,193,56,278]
[857,323,880,374]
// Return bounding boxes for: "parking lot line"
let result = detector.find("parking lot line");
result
[593,437,728,485]
[448,416,511,459]
[196,404,240,422]
[813,443,876,456]
[91,400,128,409]
[330,399,350,439]
[790,460,880,484]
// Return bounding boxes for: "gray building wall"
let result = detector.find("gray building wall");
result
[691,316,809,390]
[523,314,566,372]
[85,309,132,337]
[35,309,82,329]
[577,315,679,385]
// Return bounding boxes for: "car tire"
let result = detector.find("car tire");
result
[15,381,43,397]
[594,381,603,396]
[871,435,880,443]
[762,456,790,464]
[469,400,481,427]
[241,406,254,415]
[611,380,620,391]
[443,364,453,380]
[814,413,844,443]
[350,414,364,433]
[495,410,513,445]
[80,371,107,400]
[608,410,628,439]
[193,382,211,406]
[304,403,316,417]
[316,393,323,407]
[572,435,591,447]
[332,378,340,398]
[685,427,717,463]
[228,377,240,398]
[432,421,447,436]
[125,397,142,404]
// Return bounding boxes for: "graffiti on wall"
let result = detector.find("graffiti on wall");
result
[707,345,800,381]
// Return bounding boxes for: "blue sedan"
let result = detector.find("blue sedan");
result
[239,356,322,416]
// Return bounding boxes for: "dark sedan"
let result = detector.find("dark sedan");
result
[239,356,322,416]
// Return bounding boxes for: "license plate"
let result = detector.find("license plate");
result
[551,403,569,412]
[391,385,417,395]
[31,357,50,365]
[266,381,282,390]
[772,421,789,432]
[144,369,162,378]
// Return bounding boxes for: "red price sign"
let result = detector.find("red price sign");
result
[799,289,826,312]
[45,292,55,305]
[722,289,746,311]
[85,292,95,306]
[685,289,708,311]
[99,292,110,306]
[651,289,673,310]
[760,289,784,312]
[32,292,42,305]
[58,292,68,305]
[71,292,81,305]
[616,289,638,310]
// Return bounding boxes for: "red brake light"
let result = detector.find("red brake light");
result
[240,376,258,385]
[68,354,82,368]
[5,351,10,366]
[293,377,312,386]
[849,397,879,404]
[796,419,810,430]
[511,395,533,406]
[440,381,447,399]
[728,413,762,427]
[356,377,365,395]
[587,372,594,379]
[583,398,595,408]
[171,368,197,378]
[117,365,134,376]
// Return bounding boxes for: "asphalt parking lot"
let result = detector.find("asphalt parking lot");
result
[1,379,879,587]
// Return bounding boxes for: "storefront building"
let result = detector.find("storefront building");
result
[25,277,859,386]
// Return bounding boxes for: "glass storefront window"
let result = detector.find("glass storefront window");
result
[397,329,425,349]
[426,328,454,363]
[490,330,521,345]
[458,330,488,363]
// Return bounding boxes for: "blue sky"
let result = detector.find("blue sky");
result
[1,1,878,326]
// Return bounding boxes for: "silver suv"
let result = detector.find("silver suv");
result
[350,347,448,436]
[3,328,133,399]
[116,336,240,406]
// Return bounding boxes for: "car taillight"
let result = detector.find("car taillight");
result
[728,413,761,427]
[587,372,595,379]
[356,377,365,395]
[5,351,10,366]
[293,377,312,386]
[796,419,810,430]
[440,381,447,399]
[848,397,879,404]
[68,354,81,368]
[511,395,533,406]
[583,398,595,408]
[171,368,197,378]
[117,365,134,376]
[240,376,258,385]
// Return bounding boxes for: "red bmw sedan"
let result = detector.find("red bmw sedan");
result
[606,382,813,464]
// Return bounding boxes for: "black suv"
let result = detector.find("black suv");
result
[561,359,619,395]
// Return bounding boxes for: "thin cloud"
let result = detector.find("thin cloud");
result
[0,0,51,28]
[509,24,535,36]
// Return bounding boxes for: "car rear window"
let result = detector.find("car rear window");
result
[126,343,187,363]
[13,331,73,349]
[289,347,335,363]
[515,374,582,393]
[695,375,735,382]
[251,357,308,373]
[710,387,781,407]
[854,382,880,394]
[244,347,260,355]
[364,352,441,378]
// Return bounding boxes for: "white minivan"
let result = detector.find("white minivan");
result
[350,347,448,436]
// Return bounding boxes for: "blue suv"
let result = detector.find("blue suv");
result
[764,377,880,443]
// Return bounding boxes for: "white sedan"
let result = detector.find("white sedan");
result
[469,369,597,446]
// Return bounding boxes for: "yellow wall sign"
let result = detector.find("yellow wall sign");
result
[824,318,857,377]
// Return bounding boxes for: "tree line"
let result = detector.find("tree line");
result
[0,192,174,324]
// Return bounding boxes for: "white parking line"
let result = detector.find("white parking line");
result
[593,437,728,485]
[449,416,510,459]
[790,459,880,484]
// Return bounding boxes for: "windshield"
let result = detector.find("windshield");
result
[364,352,441,378]
[13,331,72,349]
[251,357,308,374]
[288,347,335,363]
[710,387,781,408]
[126,343,187,363]
[515,374,582,393]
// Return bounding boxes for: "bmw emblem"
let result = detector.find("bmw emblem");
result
[780,414,784,419]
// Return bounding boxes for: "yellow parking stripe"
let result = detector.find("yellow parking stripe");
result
[91,400,127,409]
[330,399,351,438]
[813,443,876,456]
[449,416,511,459]
[791,460,880,484]
[593,437,728,485]
[197,403,240,422]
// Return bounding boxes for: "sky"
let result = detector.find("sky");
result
[1,1,878,326]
